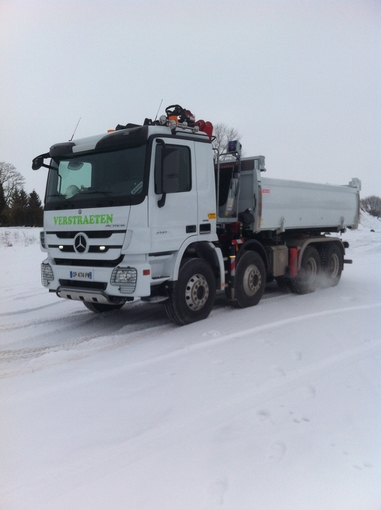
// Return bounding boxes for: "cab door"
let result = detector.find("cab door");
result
[148,138,198,253]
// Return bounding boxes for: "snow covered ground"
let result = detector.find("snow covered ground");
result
[1,214,380,510]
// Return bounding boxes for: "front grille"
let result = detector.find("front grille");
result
[54,256,124,267]
[47,230,125,239]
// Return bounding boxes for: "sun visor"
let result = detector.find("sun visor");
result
[95,125,148,151]
[49,142,75,158]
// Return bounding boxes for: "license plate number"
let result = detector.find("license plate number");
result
[69,269,94,281]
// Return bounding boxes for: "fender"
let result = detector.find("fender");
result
[239,239,269,270]
[163,239,225,290]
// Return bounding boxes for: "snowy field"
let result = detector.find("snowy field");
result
[1,214,380,510]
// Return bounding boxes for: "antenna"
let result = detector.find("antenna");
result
[69,117,81,141]
[154,99,163,122]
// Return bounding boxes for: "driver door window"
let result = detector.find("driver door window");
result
[155,144,191,194]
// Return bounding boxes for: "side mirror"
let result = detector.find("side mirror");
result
[32,155,44,170]
[32,153,51,170]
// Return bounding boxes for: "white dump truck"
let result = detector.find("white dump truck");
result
[32,104,361,324]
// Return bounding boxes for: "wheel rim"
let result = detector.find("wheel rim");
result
[185,273,209,311]
[328,253,340,278]
[305,257,318,284]
[243,264,261,296]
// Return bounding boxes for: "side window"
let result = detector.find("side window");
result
[155,144,191,194]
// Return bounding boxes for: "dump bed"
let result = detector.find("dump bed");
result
[258,176,360,232]
[236,160,361,233]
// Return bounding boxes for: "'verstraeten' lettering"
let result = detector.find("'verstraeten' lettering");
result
[53,214,113,225]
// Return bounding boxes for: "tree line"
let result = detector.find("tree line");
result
[0,162,43,227]
[360,195,381,219]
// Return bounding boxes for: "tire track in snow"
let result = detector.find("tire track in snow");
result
[8,301,380,397]
[117,301,381,372]
[0,301,63,318]
[0,304,170,377]
[2,293,379,378]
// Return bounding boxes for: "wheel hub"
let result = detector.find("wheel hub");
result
[328,253,340,277]
[305,257,318,284]
[185,274,209,311]
[243,265,261,296]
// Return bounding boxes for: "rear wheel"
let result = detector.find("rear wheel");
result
[84,302,125,313]
[165,258,216,325]
[290,246,320,294]
[231,251,266,308]
[275,276,292,293]
[320,243,343,287]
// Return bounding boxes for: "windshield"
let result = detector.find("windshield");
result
[45,145,147,210]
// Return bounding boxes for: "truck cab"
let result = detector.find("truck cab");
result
[34,115,224,324]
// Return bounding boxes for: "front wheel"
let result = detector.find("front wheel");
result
[165,258,216,325]
[231,251,266,308]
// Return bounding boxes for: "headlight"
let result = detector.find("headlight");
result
[111,267,137,293]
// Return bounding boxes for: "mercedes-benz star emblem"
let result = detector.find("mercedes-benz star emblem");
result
[74,233,87,253]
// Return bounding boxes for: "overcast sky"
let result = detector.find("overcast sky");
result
[1,0,380,200]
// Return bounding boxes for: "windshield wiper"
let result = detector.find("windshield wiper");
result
[79,190,113,197]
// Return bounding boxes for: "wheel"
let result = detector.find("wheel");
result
[290,245,320,294]
[231,251,266,308]
[320,243,343,287]
[275,276,292,293]
[165,258,216,325]
[84,301,125,313]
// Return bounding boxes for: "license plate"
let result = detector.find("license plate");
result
[69,269,94,281]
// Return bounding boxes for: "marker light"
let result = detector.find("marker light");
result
[228,140,242,155]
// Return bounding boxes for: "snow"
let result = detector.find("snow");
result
[1,214,381,510]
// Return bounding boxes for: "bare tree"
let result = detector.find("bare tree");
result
[0,162,26,206]
[212,123,241,160]
[360,195,381,218]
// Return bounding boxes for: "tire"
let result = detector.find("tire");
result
[231,251,266,308]
[320,243,343,287]
[84,301,125,313]
[290,245,320,294]
[275,276,292,293]
[165,258,216,325]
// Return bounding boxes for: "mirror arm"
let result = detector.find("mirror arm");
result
[42,162,56,170]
